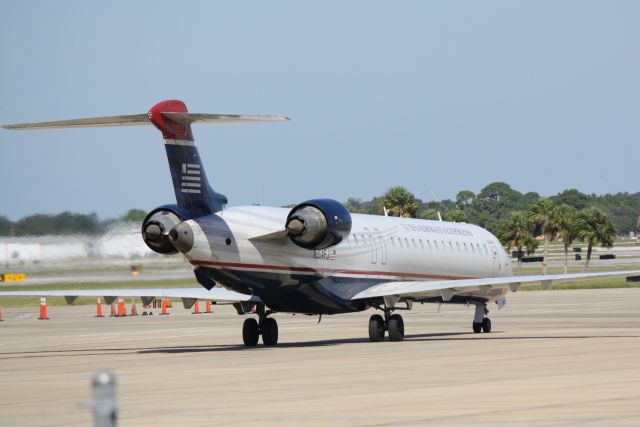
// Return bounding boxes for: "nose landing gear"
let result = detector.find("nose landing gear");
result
[472,303,491,333]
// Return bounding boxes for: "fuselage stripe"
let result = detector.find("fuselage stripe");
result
[189,260,472,280]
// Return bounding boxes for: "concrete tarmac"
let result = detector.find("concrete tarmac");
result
[1,288,639,426]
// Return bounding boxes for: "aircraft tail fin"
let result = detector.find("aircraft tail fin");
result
[2,100,289,217]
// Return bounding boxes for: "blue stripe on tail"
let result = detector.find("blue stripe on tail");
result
[164,142,227,217]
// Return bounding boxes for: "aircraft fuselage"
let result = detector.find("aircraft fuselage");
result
[184,206,513,314]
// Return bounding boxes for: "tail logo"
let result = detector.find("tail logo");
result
[181,163,201,194]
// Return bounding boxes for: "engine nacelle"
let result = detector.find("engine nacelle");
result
[285,199,352,250]
[141,206,185,254]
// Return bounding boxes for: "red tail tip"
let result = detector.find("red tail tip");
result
[148,100,194,141]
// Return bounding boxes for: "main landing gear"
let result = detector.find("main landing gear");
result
[242,303,278,347]
[472,303,491,334]
[368,308,405,342]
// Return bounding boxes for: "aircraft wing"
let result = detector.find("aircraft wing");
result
[0,287,256,304]
[351,270,640,302]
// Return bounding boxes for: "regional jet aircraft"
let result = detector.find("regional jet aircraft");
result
[2,100,637,346]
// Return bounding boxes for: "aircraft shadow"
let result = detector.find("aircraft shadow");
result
[136,331,640,354]
[1,332,637,359]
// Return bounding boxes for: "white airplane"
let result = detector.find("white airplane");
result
[2,100,637,346]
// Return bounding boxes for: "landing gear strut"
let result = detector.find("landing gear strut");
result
[368,308,404,342]
[472,304,491,333]
[242,303,278,347]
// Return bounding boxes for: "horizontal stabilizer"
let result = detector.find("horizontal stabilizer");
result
[2,112,290,130]
[162,112,290,125]
[2,114,150,130]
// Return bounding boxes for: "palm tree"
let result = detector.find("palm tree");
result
[552,204,578,274]
[497,212,539,274]
[576,207,616,271]
[528,199,556,275]
[379,186,419,218]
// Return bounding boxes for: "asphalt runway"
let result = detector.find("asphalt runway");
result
[1,289,639,426]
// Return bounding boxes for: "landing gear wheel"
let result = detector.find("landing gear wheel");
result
[481,317,492,333]
[472,322,482,333]
[368,314,385,342]
[388,314,405,342]
[242,318,259,347]
[262,317,279,346]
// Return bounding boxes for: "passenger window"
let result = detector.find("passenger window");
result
[448,241,453,251]
[412,238,416,248]
[441,240,445,251]
[477,243,481,253]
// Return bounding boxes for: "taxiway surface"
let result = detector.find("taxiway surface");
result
[1,288,639,426]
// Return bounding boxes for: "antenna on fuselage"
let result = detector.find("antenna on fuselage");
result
[429,190,443,222]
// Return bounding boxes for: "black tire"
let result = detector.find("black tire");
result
[472,322,482,333]
[242,318,259,347]
[262,317,279,346]
[482,317,492,333]
[368,314,385,342]
[388,314,404,342]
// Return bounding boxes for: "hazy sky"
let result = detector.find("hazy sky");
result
[1,1,639,220]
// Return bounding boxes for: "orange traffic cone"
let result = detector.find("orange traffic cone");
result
[110,303,116,317]
[205,300,212,314]
[38,297,49,320]
[117,298,126,317]
[95,298,104,318]
[192,300,201,314]
[130,297,138,316]
[160,298,169,315]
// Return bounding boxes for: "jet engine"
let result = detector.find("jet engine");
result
[285,199,352,250]
[141,206,184,254]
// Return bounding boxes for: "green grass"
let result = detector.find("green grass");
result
[516,265,640,275]
[0,278,198,308]
[520,275,640,291]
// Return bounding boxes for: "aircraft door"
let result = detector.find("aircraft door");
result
[378,236,387,265]
[369,234,387,265]
[369,234,378,264]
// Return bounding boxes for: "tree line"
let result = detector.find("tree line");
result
[346,182,640,236]
[1,182,638,246]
